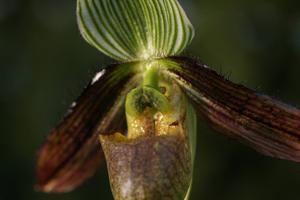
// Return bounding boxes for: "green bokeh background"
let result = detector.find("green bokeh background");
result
[1,0,300,200]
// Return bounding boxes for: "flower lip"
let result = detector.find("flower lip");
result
[100,131,192,200]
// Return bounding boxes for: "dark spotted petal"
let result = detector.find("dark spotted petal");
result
[36,62,141,193]
[166,56,300,162]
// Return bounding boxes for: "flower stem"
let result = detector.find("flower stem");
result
[143,66,160,90]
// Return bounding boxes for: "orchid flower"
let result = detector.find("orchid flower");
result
[36,0,300,199]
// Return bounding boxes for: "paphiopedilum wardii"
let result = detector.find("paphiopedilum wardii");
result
[36,0,300,199]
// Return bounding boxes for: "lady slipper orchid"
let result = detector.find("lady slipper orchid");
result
[36,0,300,199]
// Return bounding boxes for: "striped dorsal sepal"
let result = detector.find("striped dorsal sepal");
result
[77,0,194,62]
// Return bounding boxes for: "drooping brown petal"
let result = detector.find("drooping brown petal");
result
[166,56,300,162]
[36,62,141,193]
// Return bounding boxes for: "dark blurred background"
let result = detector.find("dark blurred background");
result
[1,0,300,199]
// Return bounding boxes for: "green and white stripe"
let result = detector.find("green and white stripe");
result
[77,0,194,61]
